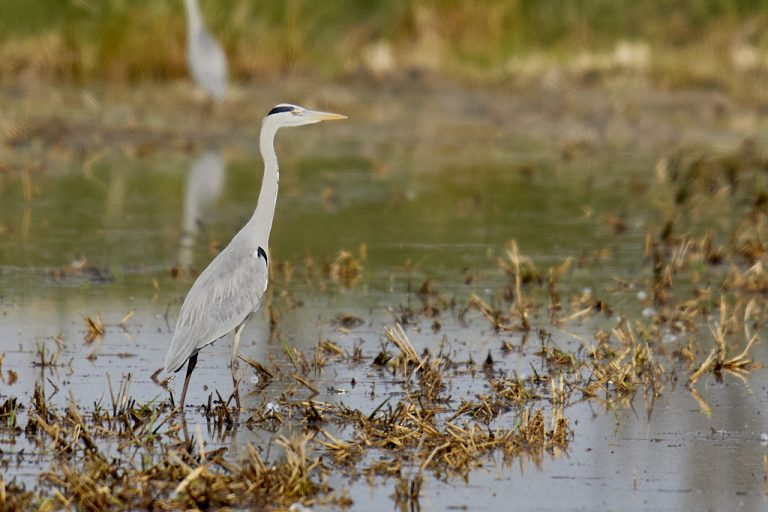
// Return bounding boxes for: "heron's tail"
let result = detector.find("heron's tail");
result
[164,338,188,374]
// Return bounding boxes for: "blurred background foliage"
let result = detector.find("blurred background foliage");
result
[1,0,768,85]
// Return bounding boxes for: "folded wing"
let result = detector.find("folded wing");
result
[164,244,268,373]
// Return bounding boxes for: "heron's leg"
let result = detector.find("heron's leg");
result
[231,320,247,410]
[179,353,199,413]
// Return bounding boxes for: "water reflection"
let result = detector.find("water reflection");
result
[178,151,226,271]
[2,92,767,510]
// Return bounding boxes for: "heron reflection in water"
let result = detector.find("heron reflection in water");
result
[183,0,227,102]
[165,104,346,411]
[177,151,226,271]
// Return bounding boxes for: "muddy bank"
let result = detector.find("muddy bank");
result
[2,75,767,169]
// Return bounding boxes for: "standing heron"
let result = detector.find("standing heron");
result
[164,104,346,411]
[183,0,228,102]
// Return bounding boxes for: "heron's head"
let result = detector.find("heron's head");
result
[264,103,346,128]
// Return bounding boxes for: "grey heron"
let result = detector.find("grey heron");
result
[164,104,346,411]
[183,0,228,102]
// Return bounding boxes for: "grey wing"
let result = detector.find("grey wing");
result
[191,30,228,101]
[164,244,268,373]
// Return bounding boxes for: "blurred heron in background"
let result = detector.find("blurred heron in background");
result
[183,0,228,102]
[164,104,346,411]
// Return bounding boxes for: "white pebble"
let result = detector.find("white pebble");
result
[636,290,647,301]
[642,307,656,317]
[662,332,678,343]
[265,401,280,415]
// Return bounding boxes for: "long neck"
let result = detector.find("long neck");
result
[184,0,203,35]
[247,120,279,246]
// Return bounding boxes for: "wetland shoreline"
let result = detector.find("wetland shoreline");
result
[1,75,768,510]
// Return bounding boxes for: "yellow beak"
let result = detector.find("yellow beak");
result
[307,109,347,121]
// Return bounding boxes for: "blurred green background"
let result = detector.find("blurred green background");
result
[1,0,768,86]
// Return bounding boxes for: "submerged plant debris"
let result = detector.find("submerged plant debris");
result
[2,84,768,510]
[2,144,765,507]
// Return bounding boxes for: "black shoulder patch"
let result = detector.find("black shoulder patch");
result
[268,105,293,116]
[257,246,268,264]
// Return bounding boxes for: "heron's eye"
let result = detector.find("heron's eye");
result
[291,110,299,116]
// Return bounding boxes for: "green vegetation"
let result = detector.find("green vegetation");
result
[1,0,768,85]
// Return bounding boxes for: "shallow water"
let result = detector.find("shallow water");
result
[1,82,768,510]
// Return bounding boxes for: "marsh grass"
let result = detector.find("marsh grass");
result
[1,197,764,510]
[3,0,768,91]
[0,346,575,510]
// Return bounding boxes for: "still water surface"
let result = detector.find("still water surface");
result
[1,83,766,510]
